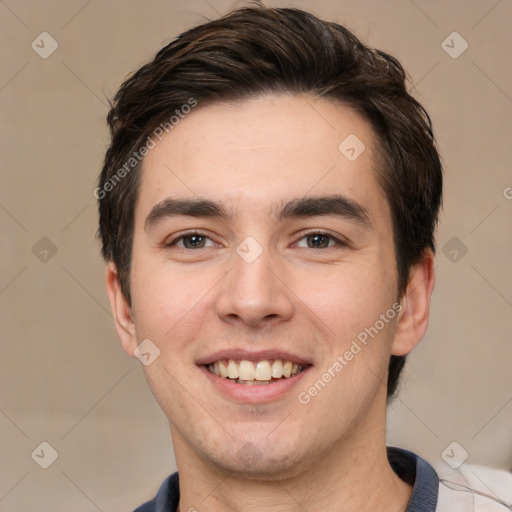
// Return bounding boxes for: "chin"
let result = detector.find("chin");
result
[203,436,314,480]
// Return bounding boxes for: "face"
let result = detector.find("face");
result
[108,93,427,478]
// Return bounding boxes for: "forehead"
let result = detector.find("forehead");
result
[135,93,389,227]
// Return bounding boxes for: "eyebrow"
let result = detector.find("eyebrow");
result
[144,194,372,232]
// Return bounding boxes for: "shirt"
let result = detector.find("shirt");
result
[134,446,512,511]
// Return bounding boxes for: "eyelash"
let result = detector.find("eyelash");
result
[165,230,347,249]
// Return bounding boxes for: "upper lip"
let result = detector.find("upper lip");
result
[196,349,312,366]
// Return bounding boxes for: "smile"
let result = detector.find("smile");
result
[206,359,304,385]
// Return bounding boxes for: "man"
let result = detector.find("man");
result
[96,4,512,511]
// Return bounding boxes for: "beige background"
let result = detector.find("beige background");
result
[1,0,511,510]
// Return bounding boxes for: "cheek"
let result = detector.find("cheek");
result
[130,257,200,341]
[293,260,396,343]
[296,269,397,421]
[129,252,229,358]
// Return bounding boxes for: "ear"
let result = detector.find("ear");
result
[391,248,435,356]
[105,262,137,358]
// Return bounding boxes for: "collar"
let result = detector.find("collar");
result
[137,446,439,511]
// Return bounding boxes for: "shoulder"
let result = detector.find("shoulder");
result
[435,461,512,511]
[133,500,155,512]
[133,472,180,512]
[388,446,512,511]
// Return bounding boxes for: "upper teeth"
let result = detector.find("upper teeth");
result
[207,359,303,381]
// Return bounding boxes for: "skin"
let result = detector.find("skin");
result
[106,93,435,511]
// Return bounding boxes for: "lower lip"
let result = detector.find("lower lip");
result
[199,365,310,403]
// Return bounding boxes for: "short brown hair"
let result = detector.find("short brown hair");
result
[97,4,443,399]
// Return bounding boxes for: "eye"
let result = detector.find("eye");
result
[165,231,347,250]
[166,231,216,249]
[296,232,346,249]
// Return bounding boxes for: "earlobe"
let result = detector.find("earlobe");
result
[391,249,435,356]
[104,262,138,358]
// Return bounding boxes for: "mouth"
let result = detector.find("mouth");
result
[205,359,305,385]
[197,350,312,402]
[197,351,312,402]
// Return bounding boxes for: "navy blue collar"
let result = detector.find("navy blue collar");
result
[387,446,439,511]
[134,446,439,511]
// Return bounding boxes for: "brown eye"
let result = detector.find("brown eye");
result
[166,232,215,249]
[182,234,207,248]
[306,234,331,248]
[296,232,344,249]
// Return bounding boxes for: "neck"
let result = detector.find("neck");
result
[172,418,412,512]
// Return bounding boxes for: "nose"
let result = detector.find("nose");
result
[215,244,295,329]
